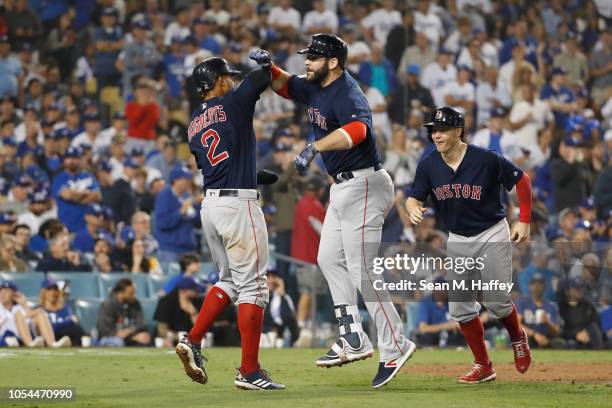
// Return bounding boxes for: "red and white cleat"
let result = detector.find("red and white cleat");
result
[511,328,532,373]
[458,362,496,384]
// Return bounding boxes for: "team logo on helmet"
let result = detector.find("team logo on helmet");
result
[435,110,443,120]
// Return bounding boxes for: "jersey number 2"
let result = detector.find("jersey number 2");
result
[201,129,229,166]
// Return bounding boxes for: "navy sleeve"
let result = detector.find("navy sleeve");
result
[407,160,431,201]
[287,75,314,105]
[332,88,372,128]
[495,151,523,191]
[232,68,271,105]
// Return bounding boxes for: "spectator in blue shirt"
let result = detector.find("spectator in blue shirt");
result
[499,20,539,67]
[93,7,124,90]
[518,243,558,301]
[73,203,106,253]
[0,35,22,98]
[154,165,197,264]
[162,37,185,99]
[417,280,464,347]
[358,42,397,98]
[162,252,201,295]
[539,67,576,129]
[193,17,222,55]
[51,146,102,233]
[38,278,87,346]
[517,273,564,349]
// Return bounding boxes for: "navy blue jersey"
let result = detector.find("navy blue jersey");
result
[288,72,381,177]
[408,145,523,237]
[187,69,271,190]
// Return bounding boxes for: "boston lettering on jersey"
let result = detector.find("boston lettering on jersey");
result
[409,145,522,237]
[432,184,482,201]
[287,71,381,177]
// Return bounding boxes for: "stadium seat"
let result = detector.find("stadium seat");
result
[48,272,100,299]
[200,262,217,275]
[147,274,173,298]
[139,298,158,331]
[98,273,150,299]
[0,272,44,298]
[74,298,103,334]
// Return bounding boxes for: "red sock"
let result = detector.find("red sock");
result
[188,286,231,344]
[499,304,523,342]
[459,316,490,365]
[238,303,264,376]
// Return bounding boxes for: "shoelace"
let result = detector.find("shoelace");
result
[260,369,272,381]
[466,363,485,376]
[191,345,207,366]
[512,339,527,358]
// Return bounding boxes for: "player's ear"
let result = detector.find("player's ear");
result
[328,57,339,71]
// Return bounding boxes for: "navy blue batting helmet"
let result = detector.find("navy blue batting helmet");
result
[298,34,348,68]
[192,57,241,96]
[424,106,465,142]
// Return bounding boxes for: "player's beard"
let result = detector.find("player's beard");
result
[307,63,329,84]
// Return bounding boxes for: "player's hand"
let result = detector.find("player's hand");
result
[511,222,530,243]
[249,49,272,68]
[405,200,427,225]
[576,329,590,344]
[294,143,318,176]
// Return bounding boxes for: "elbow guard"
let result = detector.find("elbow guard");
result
[339,121,367,148]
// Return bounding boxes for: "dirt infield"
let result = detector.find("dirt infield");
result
[414,362,612,384]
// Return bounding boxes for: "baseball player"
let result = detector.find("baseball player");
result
[406,106,533,383]
[175,57,284,390]
[250,34,416,388]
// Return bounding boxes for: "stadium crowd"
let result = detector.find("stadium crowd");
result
[0,0,611,350]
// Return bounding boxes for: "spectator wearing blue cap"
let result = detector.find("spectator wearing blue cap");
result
[551,139,588,213]
[389,62,434,125]
[162,252,201,295]
[421,48,457,107]
[0,212,16,235]
[0,35,22,99]
[516,273,564,349]
[440,65,475,116]
[0,280,70,348]
[539,66,576,130]
[73,204,107,253]
[17,188,55,235]
[93,7,123,91]
[559,278,604,349]
[472,108,519,160]
[4,174,31,214]
[107,157,138,224]
[154,275,204,345]
[36,231,92,272]
[116,19,161,99]
[154,165,196,264]
[0,234,28,272]
[51,146,102,232]
[38,278,87,346]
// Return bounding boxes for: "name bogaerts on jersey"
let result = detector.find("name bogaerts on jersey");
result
[188,104,227,141]
[432,184,482,201]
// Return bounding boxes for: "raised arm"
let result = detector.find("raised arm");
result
[249,49,292,98]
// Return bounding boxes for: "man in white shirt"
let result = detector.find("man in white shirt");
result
[476,66,512,126]
[302,0,338,34]
[509,83,554,151]
[472,107,521,162]
[441,65,475,115]
[163,7,191,46]
[413,0,444,47]
[203,0,231,26]
[98,112,127,150]
[421,48,457,107]
[267,0,301,34]
[17,189,57,235]
[361,0,402,45]
[363,83,392,143]
[342,25,371,74]
[71,113,111,161]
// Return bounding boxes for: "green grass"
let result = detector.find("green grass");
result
[0,348,610,408]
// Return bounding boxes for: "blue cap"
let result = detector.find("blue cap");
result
[490,107,505,118]
[438,46,451,55]
[406,64,420,75]
[94,231,115,246]
[576,88,588,98]
[262,204,277,215]
[26,165,48,185]
[181,35,197,45]
[23,103,37,113]
[29,188,49,202]
[0,281,17,291]
[84,112,100,122]
[207,272,220,284]
[176,276,204,292]
[568,278,583,290]
[228,41,242,53]
[64,146,83,158]
[123,157,139,168]
[120,226,136,244]
[133,19,149,29]
[530,273,545,283]
[102,206,114,220]
[52,127,71,139]
[457,64,472,73]
[545,226,564,242]
[98,161,113,173]
[0,212,15,224]
[13,174,32,188]
[41,278,59,289]
[552,66,568,76]
[562,136,581,147]
[1,137,16,147]
[113,111,126,120]
[102,7,118,16]
[169,165,192,183]
[575,219,591,230]
[580,197,595,210]
[86,203,104,216]
[131,146,145,156]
